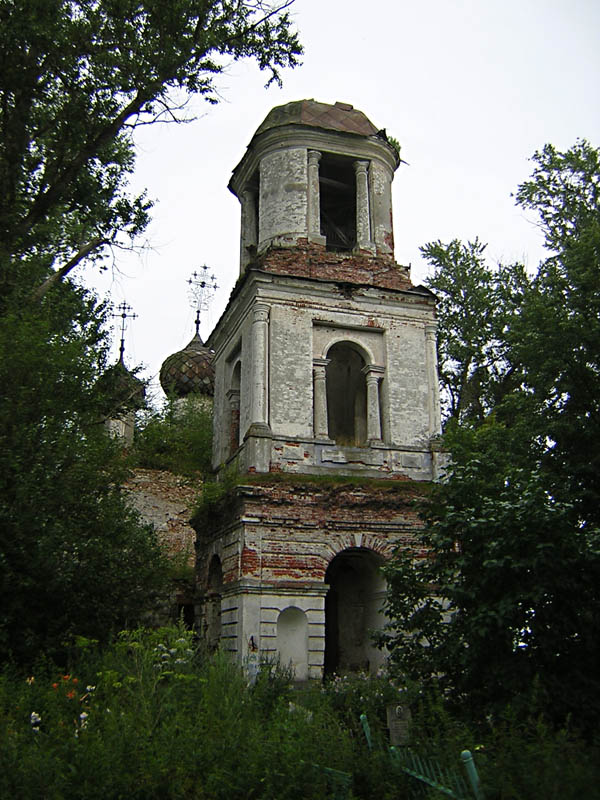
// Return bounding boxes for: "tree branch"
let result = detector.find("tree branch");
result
[30,237,108,303]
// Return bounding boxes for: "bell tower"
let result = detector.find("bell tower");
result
[209,99,441,480]
[196,100,441,679]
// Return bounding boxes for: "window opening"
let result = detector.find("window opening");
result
[326,342,367,446]
[319,154,356,252]
[228,360,241,457]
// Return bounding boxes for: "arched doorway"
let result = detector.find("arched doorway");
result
[324,548,386,675]
[326,342,367,446]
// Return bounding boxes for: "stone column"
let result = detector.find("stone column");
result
[425,324,442,436]
[370,161,394,255]
[240,189,257,274]
[250,303,270,430]
[307,150,326,246]
[363,364,384,443]
[313,358,330,439]
[354,160,374,252]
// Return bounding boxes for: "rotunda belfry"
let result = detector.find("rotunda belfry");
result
[229,99,399,272]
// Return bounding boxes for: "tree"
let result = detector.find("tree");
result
[381,142,600,731]
[421,239,529,425]
[0,1,301,664]
[0,284,170,664]
[0,0,301,304]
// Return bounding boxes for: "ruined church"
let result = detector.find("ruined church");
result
[160,99,442,679]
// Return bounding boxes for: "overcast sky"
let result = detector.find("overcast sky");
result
[85,0,600,403]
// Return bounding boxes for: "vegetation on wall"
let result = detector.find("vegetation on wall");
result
[381,140,600,734]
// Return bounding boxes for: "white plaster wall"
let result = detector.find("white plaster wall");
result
[269,304,313,437]
[385,318,430,447]
[259,148,308,247]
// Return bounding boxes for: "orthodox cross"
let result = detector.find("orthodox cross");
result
[187,266,218,337]
[111,301,137,364]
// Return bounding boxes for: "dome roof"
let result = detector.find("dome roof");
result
[254,99,379,138]
[99,358,146,412]
[159,333,214,398]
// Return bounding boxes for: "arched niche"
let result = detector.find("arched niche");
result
[324,548,387,675]
[276,606,309,681]
[227,360,241,457]
[325,341,368,446]
[205,554,223,651]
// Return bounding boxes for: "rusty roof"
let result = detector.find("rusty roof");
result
[254,99,379,138]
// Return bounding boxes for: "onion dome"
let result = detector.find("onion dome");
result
[159,333,214,398]
[98,357,146,412]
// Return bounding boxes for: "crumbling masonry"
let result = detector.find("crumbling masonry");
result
[193,100,442,679]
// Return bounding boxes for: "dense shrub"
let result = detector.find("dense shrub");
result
[133,399,213,476]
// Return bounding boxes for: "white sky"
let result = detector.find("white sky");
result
[84,0,600,403]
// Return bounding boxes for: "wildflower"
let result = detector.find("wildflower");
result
[30,711,41,732]
[52,683,58,691]
[66,690,75,699]
[26,676,35,686]
[169,648,177,655]
[62,674,70,681]
[72,678,78,685]
[85,685,96,693]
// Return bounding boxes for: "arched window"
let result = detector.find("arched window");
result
[326,342,367,446]
[227,360,241,457]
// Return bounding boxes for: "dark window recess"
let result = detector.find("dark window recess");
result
[177,603,195,629]
[326,342,367,446]
[320,155,356,252]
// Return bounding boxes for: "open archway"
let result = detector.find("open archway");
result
[326,342,367,446]
[324,548,387,675]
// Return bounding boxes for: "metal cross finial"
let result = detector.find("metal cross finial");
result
[187,266,218,336]
[111,301,138,364]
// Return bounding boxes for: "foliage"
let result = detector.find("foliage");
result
[383,141,600,734]
[404,689,600,800]
[0,624,382,800]
[422,238,529,425]
[134,397,213,476]
[0,1,300,666]
[0,0,301,303]
[0,286,169,667]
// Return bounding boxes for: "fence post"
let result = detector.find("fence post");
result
[461,750,483,800]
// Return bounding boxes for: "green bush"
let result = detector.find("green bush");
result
[133,398,212,476]
[0,625,387,799]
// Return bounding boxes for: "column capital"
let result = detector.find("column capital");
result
[353,159,369,175]
[308,149,322,165]
[226,387,240,407]
[253,303,270,323]
[425,322,438,340]
[362,363,385,379]
[313,358,330,371]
